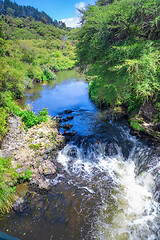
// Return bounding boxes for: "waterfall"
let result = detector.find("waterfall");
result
[56,135,160,240]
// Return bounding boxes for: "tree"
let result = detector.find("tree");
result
[0,0,67,29]
[96,0,114,6]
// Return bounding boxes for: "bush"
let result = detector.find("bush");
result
[41,67,55,81]
[0,63,25,98]
[17,108,48,130]
[0,91,48,130]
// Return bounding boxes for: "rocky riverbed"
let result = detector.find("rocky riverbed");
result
[0,115,65,203]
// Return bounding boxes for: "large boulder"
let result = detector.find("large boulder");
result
[38,160,57,176]
[139,100,158,122]
[12,197,25,212]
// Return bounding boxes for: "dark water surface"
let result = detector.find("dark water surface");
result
[0,70,160,240]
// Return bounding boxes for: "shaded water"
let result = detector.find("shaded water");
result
[1,70,160,240]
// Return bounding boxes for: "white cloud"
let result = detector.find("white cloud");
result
[75,2,86,12]
[61,2,86,28]
[61,17,81,28]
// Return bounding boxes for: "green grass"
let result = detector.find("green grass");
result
[0,157,32,214]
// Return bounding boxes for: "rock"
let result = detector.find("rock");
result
[15,167,27,174]
[55,117,62,123]
[98,106,128,122]
[139,100,158,122]
[64,109,73,114]
[66,116,74,120]
[30,177,51,191]
[105,143,118,156]
[1,116,65,192]
[67,147,78,158]
[62,124,73,130]
[62,118,68,122]
[37,179,51,191]
[43,154,48,160]
[38,160,57,176]
[64,130,77,137]
[64,136,70,142]
[12,197,25,212]
[45,147,54,154]
[155,146,160,155]
[0,150,11,158]
[152,123,160,131]
[63,116,74,122]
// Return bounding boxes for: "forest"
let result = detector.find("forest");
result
[0,0,66,28]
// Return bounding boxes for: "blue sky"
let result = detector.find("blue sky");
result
[13,0,96,27]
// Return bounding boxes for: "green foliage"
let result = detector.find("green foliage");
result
[77,0,160,113]
[0,60,25,98]
[18,169,33,182]
[0,157,18,214]
[41,67,55,81]
[0,157,32,214]
[1,0,67,29]
[0,182,15,214]
[0,107,9,144]
[17,108,48,130]
[22,169,32,181]
[0,91,22,114]
[130,119,144,131]
[0,13,75,215]
[0,15,76,141]
[0,91,48,131]
[0,16,76,101]
[29,143,43,151]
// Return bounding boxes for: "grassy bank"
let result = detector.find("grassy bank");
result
[0,156,32,214]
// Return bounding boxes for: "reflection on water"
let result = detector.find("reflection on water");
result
[20,70,95,116]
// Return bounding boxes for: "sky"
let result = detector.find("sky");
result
[13,0,96,27]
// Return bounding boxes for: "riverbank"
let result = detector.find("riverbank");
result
[0,114,65,213]
[95,102,160,146]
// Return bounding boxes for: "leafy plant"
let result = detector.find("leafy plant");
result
[0,157,19,214]
[0,107,9,144]
[130,119,144,131]
[17,108,48,130]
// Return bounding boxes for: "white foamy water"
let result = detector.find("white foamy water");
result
[95,159,159,240]
[57,141,160,240]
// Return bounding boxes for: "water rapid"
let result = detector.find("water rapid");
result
[55,129,160,240]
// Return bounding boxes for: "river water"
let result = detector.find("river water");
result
[0,70,160,240]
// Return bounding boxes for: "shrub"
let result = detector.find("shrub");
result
[17,108,48,130]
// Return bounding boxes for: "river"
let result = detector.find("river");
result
[0,70,160,240]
